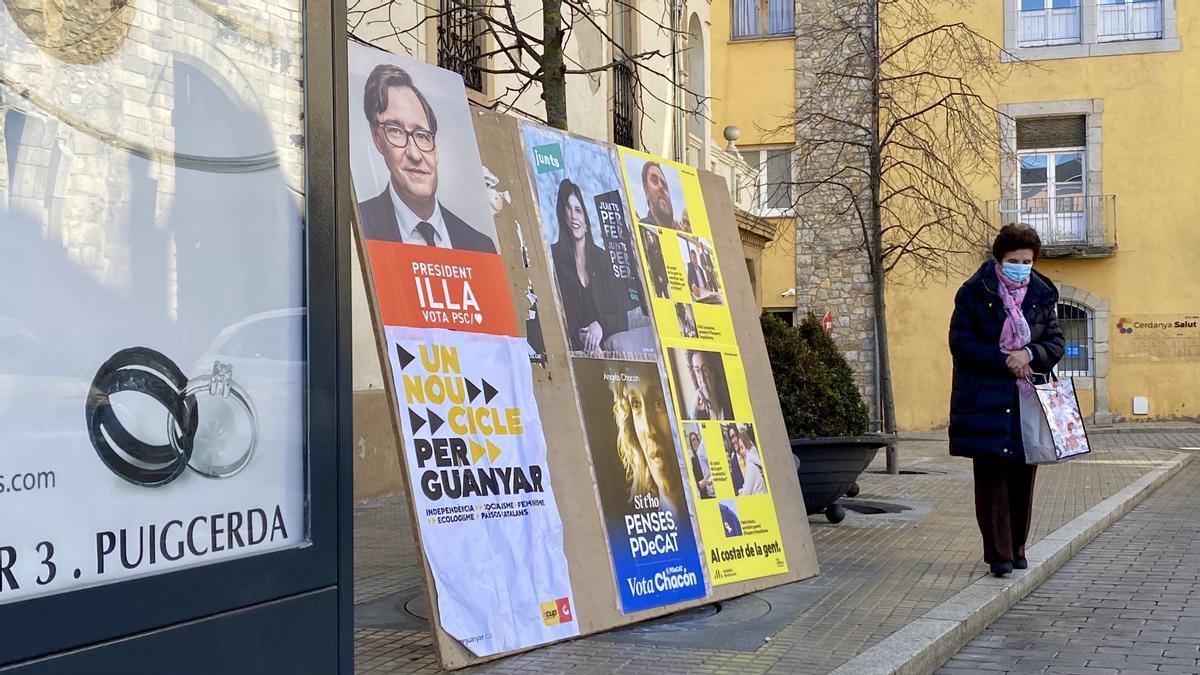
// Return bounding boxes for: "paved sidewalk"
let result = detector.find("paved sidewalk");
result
[937,453,1200,675]
[355,432,1194,674]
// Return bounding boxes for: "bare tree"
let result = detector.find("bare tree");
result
[780,0,1019,470]
[348,0,707,137]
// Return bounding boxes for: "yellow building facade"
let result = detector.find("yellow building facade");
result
[708,5,797,320]
[713,0,1198,429]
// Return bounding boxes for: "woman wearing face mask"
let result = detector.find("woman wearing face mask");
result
[550,179,632,354]
[949,224,1064,577]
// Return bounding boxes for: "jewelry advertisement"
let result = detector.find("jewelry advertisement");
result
[0,0,308,604]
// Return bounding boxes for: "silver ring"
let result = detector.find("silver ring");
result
[167,361,258,479]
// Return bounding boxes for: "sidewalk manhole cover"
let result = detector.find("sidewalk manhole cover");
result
[598,579,830,651]
[355,590,428,631]
[405,593,429,621]
[841,499,912,515]
[620,596,763,634]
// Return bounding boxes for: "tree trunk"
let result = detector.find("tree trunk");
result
[866,0,899,472]
[874,247,899,468]
[541,0,568,129]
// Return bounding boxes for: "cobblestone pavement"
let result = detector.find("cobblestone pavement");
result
[355,430,1197,674]
[938,443,1200,675]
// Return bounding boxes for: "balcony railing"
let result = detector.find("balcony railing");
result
[987,194,1117,258]
[437,0,485,93]
[705,137,761,215]
[1098,0,1163,42]
[1019,5,1081,47]
[612,60,636,148]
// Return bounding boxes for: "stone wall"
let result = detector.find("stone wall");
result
[792,0,880,423]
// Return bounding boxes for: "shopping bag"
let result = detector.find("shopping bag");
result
[1026,375,1092,464]
[1020,385,1058,465]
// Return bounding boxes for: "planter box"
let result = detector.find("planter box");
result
[790,435,891,523]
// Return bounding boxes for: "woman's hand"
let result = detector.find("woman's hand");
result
[1006,350,1033,379]
[581,321,604,353]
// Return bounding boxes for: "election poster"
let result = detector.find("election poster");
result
[385,327,578,654]
[519,124,657,360]
[571,358,707,612]
[619,149,788,584]
[0,0,308,605]
[349,43,577,655]
[348,41,516,336]
[517,123,708,612]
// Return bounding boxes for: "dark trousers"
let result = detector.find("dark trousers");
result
[972,458,1037,564]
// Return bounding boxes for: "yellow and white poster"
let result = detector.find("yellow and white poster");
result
[617,150,788,584]
[382,326,578,654]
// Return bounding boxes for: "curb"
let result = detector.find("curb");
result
[1090,425,1200,436]
[828,451,1193,675]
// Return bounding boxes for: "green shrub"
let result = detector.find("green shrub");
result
[760,313,870,439]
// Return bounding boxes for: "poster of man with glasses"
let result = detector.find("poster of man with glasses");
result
[353,55,497,252]
[345,44,578,656]
[348,43,515,336]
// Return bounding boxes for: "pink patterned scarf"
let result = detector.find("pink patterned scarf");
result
[995,264,1032,391]
[996,266,1031,350]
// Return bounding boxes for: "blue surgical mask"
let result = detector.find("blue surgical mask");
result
[1001,262,1033,283]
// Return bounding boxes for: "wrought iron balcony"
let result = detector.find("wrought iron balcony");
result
[986,194,1117,258]
[437,0,485,93]
[612,60,636,149]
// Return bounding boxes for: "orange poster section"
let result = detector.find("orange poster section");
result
[367,239,518,337]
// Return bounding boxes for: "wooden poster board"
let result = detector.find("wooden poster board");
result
[353,109,819,670]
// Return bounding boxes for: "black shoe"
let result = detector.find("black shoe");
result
[990,561,1013,577]
[1014,556,1028,570]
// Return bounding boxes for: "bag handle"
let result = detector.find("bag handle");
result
[1026,372,1058,387]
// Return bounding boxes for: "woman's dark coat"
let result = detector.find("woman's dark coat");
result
[948,262,1065,461]
[551,240,632,351]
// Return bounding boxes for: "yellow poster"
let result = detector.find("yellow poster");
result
[617,149,788,584]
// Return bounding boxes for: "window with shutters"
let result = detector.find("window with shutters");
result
[1003,0,1178,60]
[1098,0,1163,42]
[994,101,1115,256]
[1019,0,1082,47]
[1011,117,1090,245]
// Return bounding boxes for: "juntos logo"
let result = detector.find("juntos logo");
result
[532,143,564,175]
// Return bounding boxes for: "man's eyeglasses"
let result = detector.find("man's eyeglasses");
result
[376,123,436,152]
